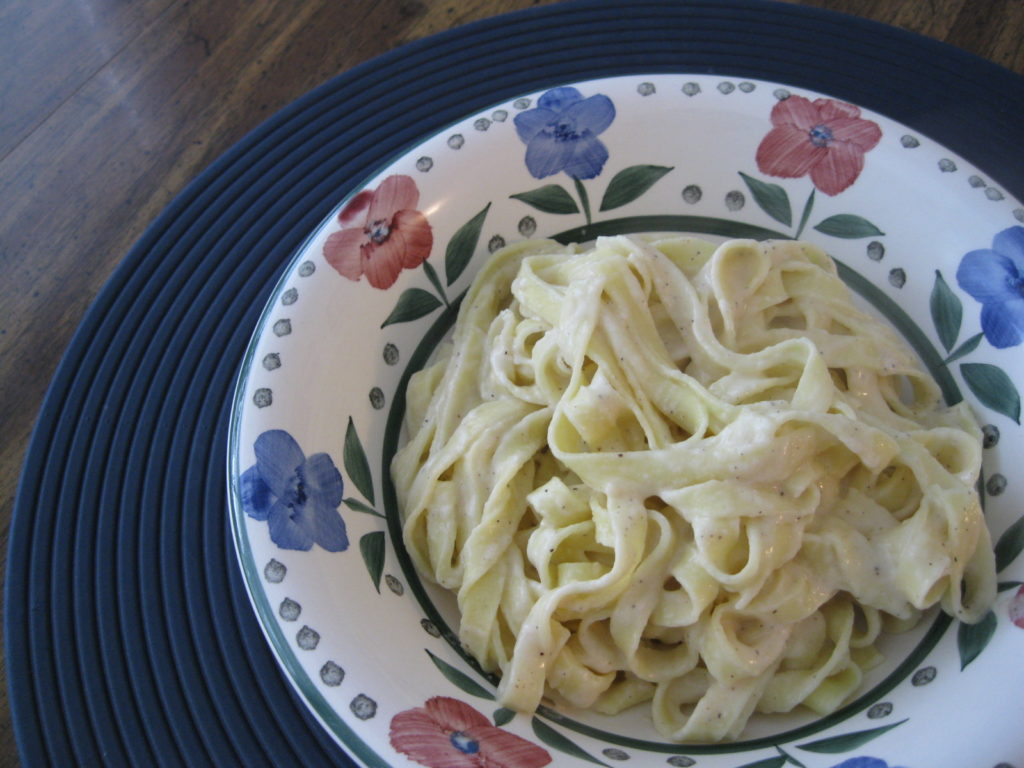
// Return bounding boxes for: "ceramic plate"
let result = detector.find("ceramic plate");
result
[227,74,1024,768]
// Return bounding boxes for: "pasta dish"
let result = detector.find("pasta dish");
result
[392,235,995,742]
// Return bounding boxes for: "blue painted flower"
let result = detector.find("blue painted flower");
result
[240,429,348,551]
[829,758,905,768]
[513,87,615,180]
[956,225,1024,348]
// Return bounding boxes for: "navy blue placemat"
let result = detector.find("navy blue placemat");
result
[7,1,1023,765]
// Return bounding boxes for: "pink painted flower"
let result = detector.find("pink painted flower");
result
[1010,585,1024,629]
[389,696,551,768]
[755,95,882,196]
[323,174,433,289]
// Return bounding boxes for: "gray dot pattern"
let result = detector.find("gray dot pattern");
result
[350,694,377,720]
[296,626,320,651]
[264,559,286,583]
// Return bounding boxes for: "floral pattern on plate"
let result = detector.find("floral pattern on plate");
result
[228,74,1024,768]
[514,86,615,181]
[324,174,434,290]
[240,429,348,552]
[956,225,1024,350]
[755,95,882,197]
[389,696,551,768]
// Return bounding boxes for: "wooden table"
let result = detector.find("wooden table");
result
[0,0,1021,764]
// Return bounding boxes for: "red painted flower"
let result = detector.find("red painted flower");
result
[323,174,433,289]
[389,696,551,768]
[1010,585,1024,629]
[755,95,882,196]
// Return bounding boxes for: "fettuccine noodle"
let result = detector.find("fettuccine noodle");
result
[392,235,995,742]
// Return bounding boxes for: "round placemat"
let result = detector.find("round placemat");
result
[7,1,1024,766]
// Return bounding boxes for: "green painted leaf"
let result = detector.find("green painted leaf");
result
[359,531,385,593]
[600,165,674,211]
[795,189,815,238]
[738,172,792,227]
[510,185,580,215]
[734,757,788,768]
[343,417,375,505]
[421,259,447,303]
[943,332,984,364]
[797,719,907,753]
[998,580,1024,593]
[958,610,998,669]
[380,288,443,328]
[445,203,491,286]
[812,214,885,239]
[961,362,1021,423]
[995,515,1024,572]
[493,707,516,727]
[531,718,609,767]
[930,270,963,352]
[342,497,385,518]
[425,649,495,700]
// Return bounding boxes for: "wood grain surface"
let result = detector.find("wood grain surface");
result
[0,0,1020,764]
